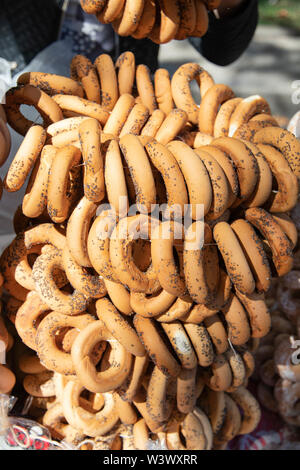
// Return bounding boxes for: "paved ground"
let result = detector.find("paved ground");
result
[159,25,300,120]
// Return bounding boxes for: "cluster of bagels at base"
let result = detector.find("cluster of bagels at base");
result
[0,49,299,450]
[80,0,219,43]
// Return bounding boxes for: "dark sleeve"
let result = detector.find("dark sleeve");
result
[188,0,258,66]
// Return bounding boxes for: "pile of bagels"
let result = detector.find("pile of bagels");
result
[80,0,217,43]
[0,49,299,450]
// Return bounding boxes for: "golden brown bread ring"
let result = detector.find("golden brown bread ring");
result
[232,119,274,141]
[184,323,214,367]
[230,386,261,434]
[245,207,294,277]
[52,94,109,125]
[79,118,105,202]
[4,125,46,192]
[119,102,149,137]
[15,291,49,350]
[236,290,271,339]
[70,55,100,103]
[225,350,246,392]
[115,394,137,425]
[32,245,88,315]
[254,126,300,179]
[119,134,156,212]
[18,72,84,97]
[199,84,235,136]
[94,53,119,111]
[118,354,148,401]
[213,137,259,206]
[63,381,119,437]
[96,297,145,357]
[204,314,229,355]
[272,213,298,249]
[240,140,273,209]
[112,0,144,36]
[213,221,255,295]
[47,144,82,224]
[62,246,107,299]
[72,319,133,393]
[154,68,174,115]
[35,311,94,375]
[176,0,196,40]
[133,315,181,378]
[80,0,107,14]
[177,367,197,414]
[145,139,188,214]
[132,0,156,39]
[171,63,214,125]
[87,210,119,281]
[155,108,188,145]
[4,84,63,135]
[24,223,66,251]
[141,109,165,137]
[104,279,132,316]
[136,64,157,114]
[161,321,198,369]
[167,140,212,218]
[67,196,98,268]
[213,393,241,448]
[228,95,271,137]
[110,215,158,293]
[115,51,135,95]
[14,244,42,291]
[97,0,125,22]
[221,294,250,346]
[104,139,129,217]
[213,97,242,138]
[22,145,56,218]
[199,389,226,435]
[156,297,193,323]
[103,93,135,136]
[130,289,176,318]
[149,0,180,44]
[165,411,206,450]
[256,143,298,213]
[146,366,173,423]
[205,354,233,392]
[231,218,271,293]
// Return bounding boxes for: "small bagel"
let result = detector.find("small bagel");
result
[115,52,135,95]
[155,109,188,145]
[94,53,119,111]
[154,68,174,115]
[161,321,198,369]
[103,93,135,136]
[70,55,100,103]
[119,103,149,137]
[221,294,251,346]
[18,72,84,97]
[230,386,261,434]
[199,84,235,136]
[228,95,271,137]
[52,94,109,125]
[112,0,144,37]
[184,323,214,368]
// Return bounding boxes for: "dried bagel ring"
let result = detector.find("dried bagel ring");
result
[4,125,46,192]
[104,139,129,217]
[70,55,100,103]
[161,321,198,369]
[235,290,271,339]
[132,0,156,39]
[71,320,132,392]
[87,210,119,281]
[24,223,66,251]
[149,0,180,44]
[146,366,173,423]
[112,0,144,36]
[213,221,255,295]
[154,68,174,115]
[225,350,246,392]
[194,147,230,220]
[231,218,271,293]
[104,279,132,316]
[67,196,98,268]
[62,247,106,298]
[204,314,229,355]
[167,140,212,218]
[35,311,94,375]
[156,297,193,323]
[79,118,104,202]
[171,63,214,125]
[119,103,149,137]
[230,386,261,434]
[63,380,119,437]
[4,84,63,135]
[228,95,271,137]
[103,93,135,136]
[133,315,181,377]
[256,143,298,213]
[15,291,50,350]
[18,72,84,97]
[184,323,214,367]
[155,109,188,145]
[245,207,293,277]
[145,139,188,215]
[14,244,43,291]
[176,367,197,414]
[213,97,242,138]
[130,289,176,318]
[199,84,235,135]
[213,393,241,448]
[136,64,157,114]
[272,213,298,249]
[119,134,156,213]
[221,294,251,346]
[141,109,165,137]
[176,0,196,40]
[115,52,135,95]
[118,355,149,402]
[52,94,109,125]
[213,137,259,206]
[205,354,233,392]
[47,145,82,224]
[254,126,300,179]
[97,0,125,23]
[96,297,145,356]
[80,0,106,14]
[199,389,226,435]
[32,245,88,315]
[94,53,119,111]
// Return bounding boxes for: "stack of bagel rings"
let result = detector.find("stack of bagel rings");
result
[80,0,220,44]
[0,50,300,450]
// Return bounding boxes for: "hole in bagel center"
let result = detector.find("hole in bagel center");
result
[132,239,151,272]
[20,104,44,126]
